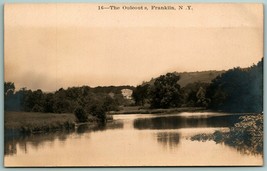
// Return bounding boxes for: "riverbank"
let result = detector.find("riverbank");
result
[5,111,114,135]
[5,112,76,135]
[190,113,263,155]
[108,106,207,115]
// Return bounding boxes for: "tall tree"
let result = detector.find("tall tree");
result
[182,82,209,107]
[149,73,182,108]
[4,82,15,96]
[206,59,263,112]
[132,84,150,106]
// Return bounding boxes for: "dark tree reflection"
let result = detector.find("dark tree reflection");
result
[156,132,180,149]
[76,121,124,134]
[5,121,124,155]
[190,114,263,156]
[4,130,74,156]
[133,115,240,130]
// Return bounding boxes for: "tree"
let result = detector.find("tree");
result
[53,88,71,113]
[43,93,55,113]
[132,84,150,106]
[206,59,263,112]
[182,82,209,107]
[102,96,119,111]
[74,107,88,122]
[90,104,106,123]
[149,73,182,108]
[4,82,18,111]
[31,89,45,112]
[4,82,15,96]
[196,87,209,107]
[14,87,28,111]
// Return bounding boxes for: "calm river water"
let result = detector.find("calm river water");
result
[4,112,263,166]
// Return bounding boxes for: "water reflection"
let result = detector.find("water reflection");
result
[5,138,17,156]
[76,121,124,134]
[133,114,240,130]
[134,114,263,155]
[191,133,263,156]
[156,132,180,149]
[5,121,124,155]
[221,133,263,156]
[190,114,263,156]
[4,130,74,156]
[228,138,263,156]
[4,113,263,166]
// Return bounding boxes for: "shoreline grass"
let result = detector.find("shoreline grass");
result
[108,107,207,115]
[5,111,114,135]
[5,111,76,134]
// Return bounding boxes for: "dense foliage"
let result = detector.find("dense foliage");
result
[181,82,210,107]
[4,84,134,114]
[132,73,183,108]
[191,114,263,155]
[5,59,263,113]
[206,59,263,112]
[74,107,88,122]
[132,84,150,106]
[132,59,263,112]
[149,73,182,108]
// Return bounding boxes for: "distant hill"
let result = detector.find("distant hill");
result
[146,70,226,87]
[176,70,226,87]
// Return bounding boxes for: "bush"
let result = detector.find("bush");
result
[90,105,107,123]
[191,114,263,155]
[74,107,88,122]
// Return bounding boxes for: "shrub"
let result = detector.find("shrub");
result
[90,105,107,123]
[74,107,88,122]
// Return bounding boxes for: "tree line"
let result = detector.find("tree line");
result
[5,58,263,115]
[132,59,263,113]
[4,84,134,115]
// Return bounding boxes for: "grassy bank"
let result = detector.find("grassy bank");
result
[5,111,114,135]
[108,106,207,115]
[5,111,76,134]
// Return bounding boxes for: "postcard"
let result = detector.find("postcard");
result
[4,3,263,166]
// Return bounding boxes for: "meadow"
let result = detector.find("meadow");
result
[5,112,76,134]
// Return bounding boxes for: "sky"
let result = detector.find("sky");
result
[4,3,263,91]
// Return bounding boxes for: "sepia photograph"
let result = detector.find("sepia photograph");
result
[4,3,263,166]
